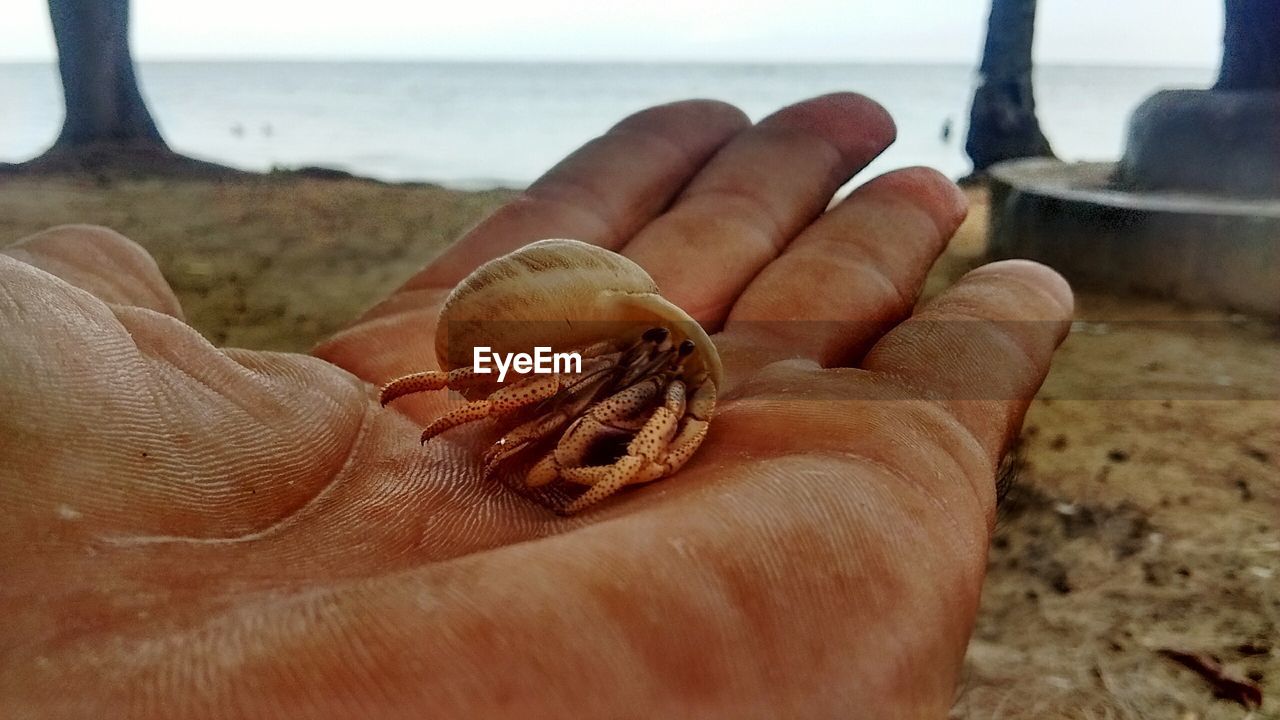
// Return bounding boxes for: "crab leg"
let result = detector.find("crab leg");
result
[659,379,716,472]
[660,421,709,475]
[379,366,502,405]
[559,379,715,514]
[526,377,665,487]
[556,380,686,514]
[562,377,665,447]
[419,373,561,443]
[480,368,620,477]
[684,376,715,422]
[560,380,683,485]
[557,385,684,513]
[559,456,649,514]
[481,411,573,478]
[630,379,686,461]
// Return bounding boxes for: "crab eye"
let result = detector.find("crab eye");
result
[678,339,696,356]
[642,327,669,343]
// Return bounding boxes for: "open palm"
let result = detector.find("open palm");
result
[1,94,1072,719]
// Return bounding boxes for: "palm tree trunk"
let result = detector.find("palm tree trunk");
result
[965,0,1054,173]
[48,0,167,149]
[1216,0,1280,90]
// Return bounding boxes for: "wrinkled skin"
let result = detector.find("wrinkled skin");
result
[0,94,1072,718]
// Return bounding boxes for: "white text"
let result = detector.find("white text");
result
[473,346,582,382]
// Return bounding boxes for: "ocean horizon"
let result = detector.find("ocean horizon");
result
[2,60,1217,188]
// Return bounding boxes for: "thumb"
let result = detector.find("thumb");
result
[0,227,368,541]
[2,224,184,318]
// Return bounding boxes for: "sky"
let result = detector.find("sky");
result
[1,0,1222,67]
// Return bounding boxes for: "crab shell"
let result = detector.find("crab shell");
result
[433,239,723,394]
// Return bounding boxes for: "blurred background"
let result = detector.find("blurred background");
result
[1,0,1220,185]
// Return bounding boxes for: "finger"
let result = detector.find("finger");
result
[405,99,750,291]
[315,101,749,393]
[2,224,183,318]
[860,260,1074,463]
[621,92,896,327]
[718,167,967,373]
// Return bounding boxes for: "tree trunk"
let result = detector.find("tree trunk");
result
[965,0,1054,173]
[1216,0,1280,90]
[48,0,166,149]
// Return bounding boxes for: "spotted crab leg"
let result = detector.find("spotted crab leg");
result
[558,379,689,513]
[379,366,496,406]
[557,379,714,513]
[558,456,649,514]
[657,378,716,474]
[526,376,665,487]
[478,329,677,476]
[480,369,617,477]
[418,373,562,443]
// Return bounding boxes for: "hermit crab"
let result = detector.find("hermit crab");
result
[380,239,722,514]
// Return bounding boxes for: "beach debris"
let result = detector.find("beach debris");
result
[1234,478,1253,502]
[1243,447,1269,463]
[1236,641,1271,656]
[1157,648,1263,709]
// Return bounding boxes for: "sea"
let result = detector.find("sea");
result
[0,61,1216,188]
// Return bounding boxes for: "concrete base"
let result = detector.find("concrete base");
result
[987,159,1280,316]
[1117,89,1280,197]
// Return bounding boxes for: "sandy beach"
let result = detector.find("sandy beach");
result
[1,175,1275,717]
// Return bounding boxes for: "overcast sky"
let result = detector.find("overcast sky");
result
[1,0,1222,66]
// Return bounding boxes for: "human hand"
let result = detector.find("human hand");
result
[1,93,1072,718]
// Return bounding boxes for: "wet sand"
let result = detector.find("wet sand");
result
[1,176,1275,718]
